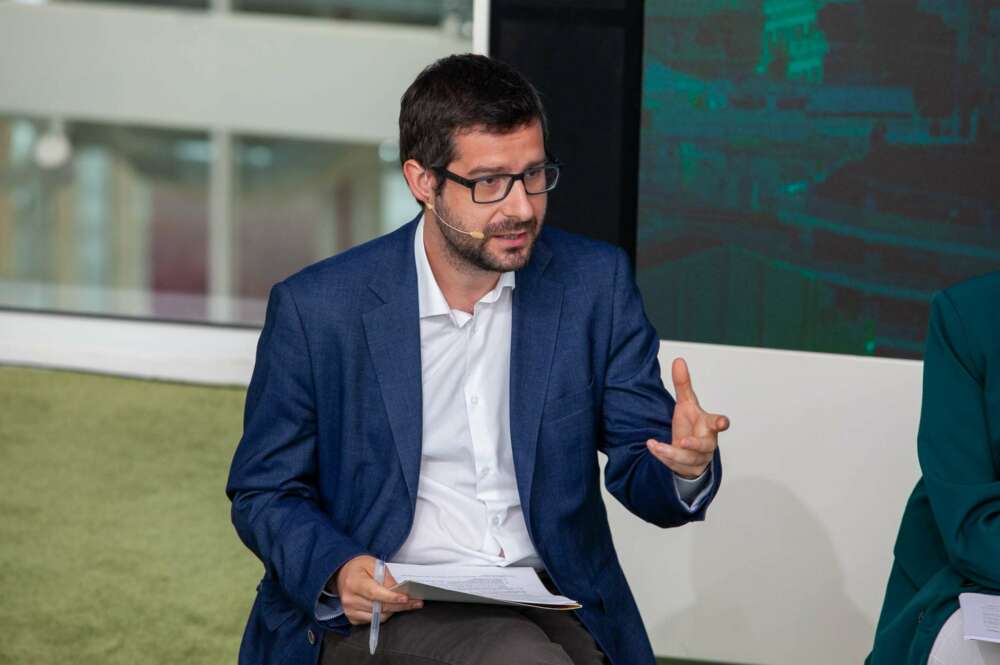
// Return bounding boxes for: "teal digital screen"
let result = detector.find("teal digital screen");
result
[637,0,1000,358]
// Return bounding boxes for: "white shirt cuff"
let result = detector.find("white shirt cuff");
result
[315,588,345,622]
[673,466,713,512]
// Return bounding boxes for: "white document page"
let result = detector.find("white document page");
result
[960,592,1000,643]
[386,563,581,610]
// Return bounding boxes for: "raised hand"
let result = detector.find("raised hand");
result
[645,357,730,479]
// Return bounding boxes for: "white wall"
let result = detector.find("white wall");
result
[0,311,922,664]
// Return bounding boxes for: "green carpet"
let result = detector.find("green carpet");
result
[0,366,259,665]
[0,365,739,665]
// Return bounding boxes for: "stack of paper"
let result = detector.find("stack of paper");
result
[386,563,581,610]
[960,593,1000,644]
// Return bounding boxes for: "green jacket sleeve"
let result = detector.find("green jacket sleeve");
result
[918,290,1000,589]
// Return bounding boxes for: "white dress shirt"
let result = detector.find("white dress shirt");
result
[392,217,542,568]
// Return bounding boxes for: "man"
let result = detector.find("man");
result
[227,54,729,665]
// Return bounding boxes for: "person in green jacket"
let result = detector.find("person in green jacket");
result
[867,271,1000,665]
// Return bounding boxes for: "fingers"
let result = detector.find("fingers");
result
[646,437,713,479]
[347,598,425,614]
[345,599,424,624]
[671,360,731,434]
[693,411,731,437]
[341,562,424,625]
[678,434,716,455]
[346,610,395,626]
[661,436,714,467]
[385,599,424,614]
[361,577,409,605]
[347,611,373,626]
[371,571,423,612]
[671,357,699,405]
[710,413,731,433]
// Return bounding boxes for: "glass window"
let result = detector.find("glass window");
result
[229,134,413,325]
[0,0,471,328]
[0,116,211,322]
[0,117,418,326]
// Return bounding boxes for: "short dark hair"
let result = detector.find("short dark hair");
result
[398,54,549,192]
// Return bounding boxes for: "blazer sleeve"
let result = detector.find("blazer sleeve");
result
[599,247,722,527]
[226,282,367,622]
[919,290,1000,588]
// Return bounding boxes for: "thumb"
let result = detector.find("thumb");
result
[383,569,399,589]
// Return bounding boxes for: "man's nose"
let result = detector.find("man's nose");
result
[501,179,535,220]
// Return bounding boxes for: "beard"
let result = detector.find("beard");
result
[433,196,540,273]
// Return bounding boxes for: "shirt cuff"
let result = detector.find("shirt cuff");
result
[315,589,345,622]
[673,466,713,512]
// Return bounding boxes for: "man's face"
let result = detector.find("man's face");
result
[432,119,548,273]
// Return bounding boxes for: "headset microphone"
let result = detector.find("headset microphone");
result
[426,201,486,240]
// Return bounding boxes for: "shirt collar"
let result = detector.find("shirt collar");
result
[414,216,515,320]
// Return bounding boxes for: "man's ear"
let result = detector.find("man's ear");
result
[402,159,437,207]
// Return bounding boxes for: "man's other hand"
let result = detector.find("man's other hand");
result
[329,555,424,625]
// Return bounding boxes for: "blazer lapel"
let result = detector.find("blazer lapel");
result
[509,237,563,521]
[363,220,423,508]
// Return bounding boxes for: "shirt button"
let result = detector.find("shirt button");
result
[470,395,479,405]
[492,515,502,526]
[480,467,491,479]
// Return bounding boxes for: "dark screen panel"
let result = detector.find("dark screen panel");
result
[490,1,643,257]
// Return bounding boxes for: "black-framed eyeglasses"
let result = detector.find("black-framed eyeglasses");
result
[431,163,562,204]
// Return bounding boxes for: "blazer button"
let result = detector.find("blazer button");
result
[307,629,316,645]
[917,610,925,624]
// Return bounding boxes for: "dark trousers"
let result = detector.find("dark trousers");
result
[321,600,607,665]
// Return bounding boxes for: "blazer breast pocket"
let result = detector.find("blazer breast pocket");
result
[542,379,595,425]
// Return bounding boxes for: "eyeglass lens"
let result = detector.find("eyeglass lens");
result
[474,166,560,203]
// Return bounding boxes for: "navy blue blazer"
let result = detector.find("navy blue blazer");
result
[226,216,722,665]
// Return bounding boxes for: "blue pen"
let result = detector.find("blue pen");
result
[369,558,386,655]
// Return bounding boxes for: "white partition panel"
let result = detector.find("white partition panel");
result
[0,311,259,385]
[606,340,923,665]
